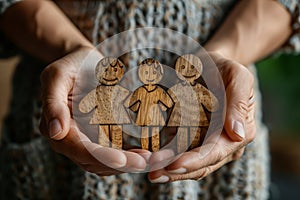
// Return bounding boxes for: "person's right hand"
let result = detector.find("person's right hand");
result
[39,47,149,176]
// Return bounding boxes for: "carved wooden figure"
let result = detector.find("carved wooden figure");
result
[79,57,130,149]
[125,58,173,151]
[167,54,219,152]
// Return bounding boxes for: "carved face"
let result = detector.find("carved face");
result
[138,58,163,85]
[95,57,125,85]
[175,54,202,83]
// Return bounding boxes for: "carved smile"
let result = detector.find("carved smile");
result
[183,75,196,78]
[103,78,118,82]
[146,79,155,82]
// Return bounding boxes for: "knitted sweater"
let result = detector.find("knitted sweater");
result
[0,0,299,199]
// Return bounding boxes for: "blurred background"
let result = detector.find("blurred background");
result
[0,54,299,199]
[256,54,300,200]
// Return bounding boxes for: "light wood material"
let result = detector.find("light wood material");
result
[141,127,149,150]
[177,127,188,153]
[189,127,201,149]
[168,54,219,149]
[98,125,110,147]
[151,127,160,152]
[111,125,122,149]
[79,57,129,149]
[126,58,173,151]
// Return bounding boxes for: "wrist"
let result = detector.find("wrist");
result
[62,40,94,56]
[204,39,237,62]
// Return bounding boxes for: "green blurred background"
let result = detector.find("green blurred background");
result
[256,54,300,200]
[257,54,300,136]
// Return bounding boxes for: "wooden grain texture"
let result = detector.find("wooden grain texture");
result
[111,125,122,149]
[189,127,201,149]
[126,58,173,151]
[141,127,149,150]
[99,125,110,147]
[168,54,219,149]
[96,57,125,86]
[177,127,188,153]
[151,127,160,152]
[79,57,129,148]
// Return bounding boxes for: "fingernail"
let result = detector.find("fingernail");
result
[249,96,255,104]
[150,175,169,183]
[167,167,187,174]
[232,121,245,139]
[49,119,62,138]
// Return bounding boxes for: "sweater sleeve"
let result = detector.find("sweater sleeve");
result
[0,0,20,15]
[277,0,300,53]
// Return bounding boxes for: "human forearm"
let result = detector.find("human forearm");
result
[204,0,292,65]
[0,0,93,62]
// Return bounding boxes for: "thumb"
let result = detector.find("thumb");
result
[223,65,254,142]
[40,63,74,140]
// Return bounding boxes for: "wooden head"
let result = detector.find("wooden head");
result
[95,57,125,85]
[138,58,164,85]
[175,54,203,83]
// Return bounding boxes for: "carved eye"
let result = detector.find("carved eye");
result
[191,65,195,69]
[153,71,157,74]
[181,65,185,69]
[114,68,118,72]
[105,68,108,72]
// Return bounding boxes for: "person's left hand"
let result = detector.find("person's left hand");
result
[148,52,256,183]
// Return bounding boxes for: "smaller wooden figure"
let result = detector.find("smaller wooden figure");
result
[125,58,173,152]
[167,54,219,152]
[79,57,130,149]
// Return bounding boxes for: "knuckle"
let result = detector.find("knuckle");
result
[234,100,249,116]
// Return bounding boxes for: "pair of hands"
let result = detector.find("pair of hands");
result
[39,47,256,183]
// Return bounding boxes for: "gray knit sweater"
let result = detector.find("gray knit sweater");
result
[0,0,299,199]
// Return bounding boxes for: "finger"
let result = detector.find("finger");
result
[78,162,122,176]
[119,151,148,172]
[148,145,246,183]
[84,141,128,169]
[148,149,176,171]
[40,62,77,140]
[222,63,254,142]
[148,151,233,183]
[162,131,243,174]
[49,121,128,175]
[128,149,152,163]
[85,143,148,172]
[159,119,254,177]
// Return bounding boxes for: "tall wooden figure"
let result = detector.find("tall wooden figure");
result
[125,58,173,152]
[167,54,219,152]
[79,57,130,149]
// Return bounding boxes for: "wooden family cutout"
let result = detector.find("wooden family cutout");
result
[79,57,130,149]
[125,58,173,151]
[79,55,219,152]
[167,54,219,152]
